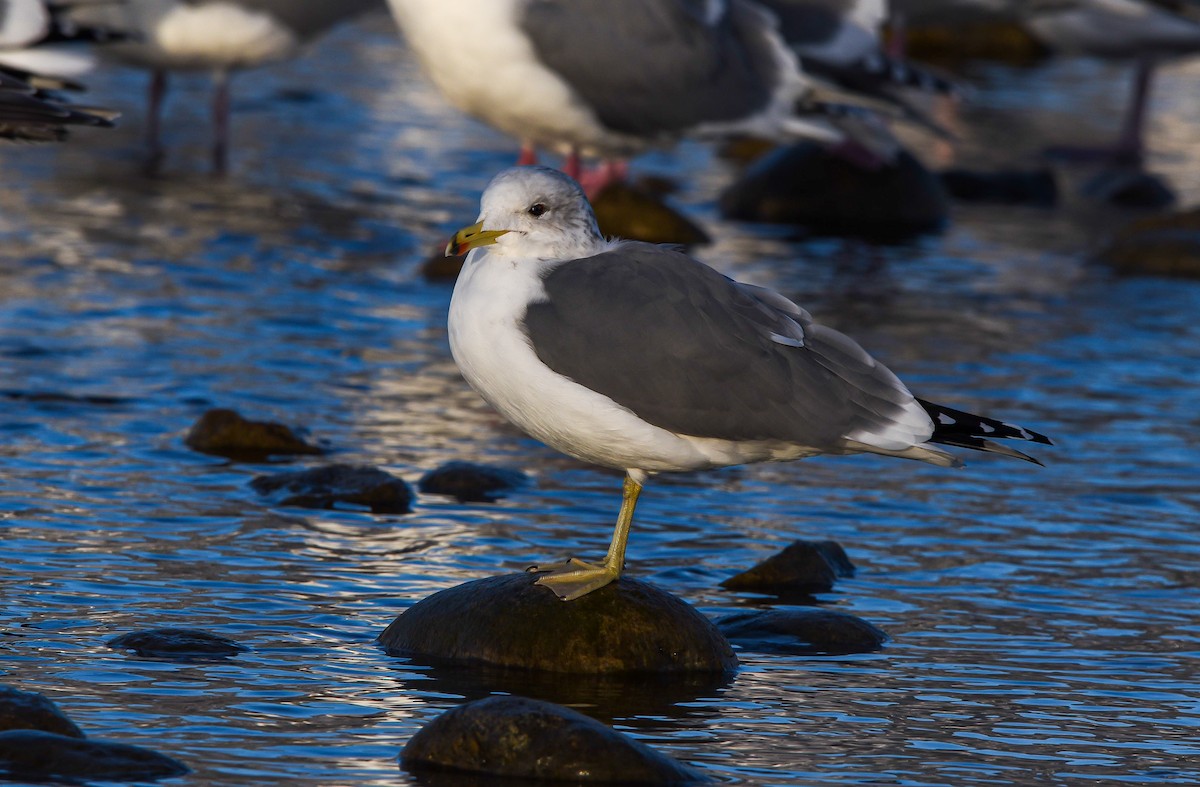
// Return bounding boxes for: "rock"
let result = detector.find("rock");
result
[717,609,888,656]
[0,730,188,782]
[1080,168,1176,210]
[719,143,948,240]
[380,573,737,675]
[417,461,528,503]
[422,244,466,281]
[250,464,414,514]
[0,686,83,738]
[940,168,1058,207]
[1096,206,1200,277]
[108,628,247,661]
[893,21,1049,65]
[590,182,710,247]
[401,695,707,785]
[720,540,855,597]
[184,408,321,461]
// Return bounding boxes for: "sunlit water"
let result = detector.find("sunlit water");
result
[1,13,1198,785]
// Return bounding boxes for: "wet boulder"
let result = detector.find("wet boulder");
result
[380,573,737,674]
[721,540,855,597]
[0,686,83,738]
[590,181,710,247]
[1096,206,1200,277]
[185,408,321,460]
[251,464,413,514]
[940,168,1058,207]
[717,609,888,656]
[719,142,947,240]
[0,730,188,783]
[108,628,247,661]
[401,695,707,785]
[418,461,528,503]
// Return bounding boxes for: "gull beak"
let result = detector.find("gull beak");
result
[445,222,510,257]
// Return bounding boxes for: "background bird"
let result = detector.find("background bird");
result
[67,0,382,172]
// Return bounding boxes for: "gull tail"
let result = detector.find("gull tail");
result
[918,398,1053,466]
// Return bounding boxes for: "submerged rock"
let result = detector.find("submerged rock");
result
[717,609,888,656]
[418,461,528,503]
[401,695,707,785]
[0,730,188,783]
[1080,168,1175,210]
[0,686,83,738]
[380,573,736,674]
[719,143,947,240]
[251,464,414,514]
[108,628,247,661]
[591,181,710,247]
[940,168,1058,207]
[1096,206,1200,277]
[721,540,855,596]
[185,408,321,461]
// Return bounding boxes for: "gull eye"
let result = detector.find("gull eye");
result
[527,203,547,217]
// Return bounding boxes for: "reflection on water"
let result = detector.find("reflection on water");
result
[1,11,1199,785]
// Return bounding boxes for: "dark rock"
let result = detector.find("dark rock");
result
[418,461,528,503]
[250,463,414,514]
[422,245,466,281]
[0,686,83,738]
[108,628,247,661]
[721,540,855,596]
[717,609,888,656]
[380,573,737,675]
[894,21,1049,65]
[719,142,948,240]
[1096,206,1200,277]
[940,168,1058,206]
[184,408,321,460]
[0,730,188,782]
[1080,168,1176,210]
[401,695,707,785]
[715,136,778,166]
[590,182,710,247]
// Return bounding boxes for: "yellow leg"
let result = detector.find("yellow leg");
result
[530,473,643,601]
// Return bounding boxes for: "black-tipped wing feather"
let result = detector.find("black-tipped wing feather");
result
[919,399,1053,466]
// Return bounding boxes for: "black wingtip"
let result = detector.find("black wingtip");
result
[918,398,1052,464]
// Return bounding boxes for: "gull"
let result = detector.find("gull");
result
[446,166,1052,601]
[1013,0,1200,164]
[66,0,381,172]
[385,0,847,191]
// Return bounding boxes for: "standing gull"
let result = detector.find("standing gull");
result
[385,0,843,190]
[67,0,381,172]
[447,166,1052,601]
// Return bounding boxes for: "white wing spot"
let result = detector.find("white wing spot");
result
[938,414,956,425]
[981,423,995,433]
[769,332,804,348]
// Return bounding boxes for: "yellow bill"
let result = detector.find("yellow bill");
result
[445,222,511,257]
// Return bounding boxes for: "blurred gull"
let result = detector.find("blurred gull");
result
[446,166,1052,601]
[0,0,118,141]
[69,0,381,172]
[385,0,850,191]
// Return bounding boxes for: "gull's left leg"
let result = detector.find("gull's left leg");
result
[530,471,644,601]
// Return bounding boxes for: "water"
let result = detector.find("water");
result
[2,13,1199,785]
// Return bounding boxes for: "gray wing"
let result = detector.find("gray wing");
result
[229,0,383,40]
[521,242,923,450]
[518,0,786,136]
[751,0,849,48]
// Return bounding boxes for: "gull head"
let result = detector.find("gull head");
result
[446,167,605,261]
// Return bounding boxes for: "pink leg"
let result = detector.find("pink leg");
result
[517,142,537,166]
[212,69,231,175]
[1044,57,1154,166]
[144,69,167,171]
[562,149,583,180]
[576,159,630,198]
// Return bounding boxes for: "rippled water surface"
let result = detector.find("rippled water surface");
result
[2,14,1199,786]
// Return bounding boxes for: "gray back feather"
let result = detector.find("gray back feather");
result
[522,243,919,449]
[519,0,785,136]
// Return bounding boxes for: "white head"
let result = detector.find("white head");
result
[447,167,605,262]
